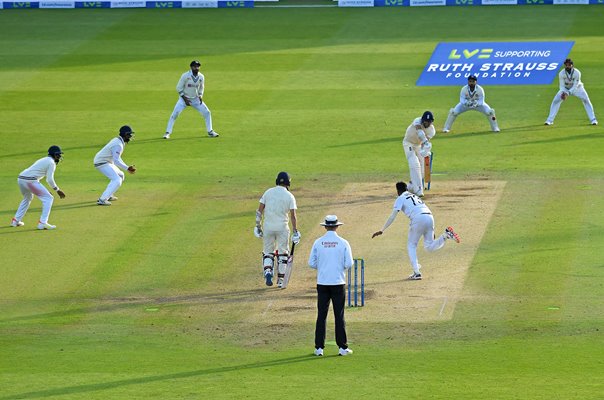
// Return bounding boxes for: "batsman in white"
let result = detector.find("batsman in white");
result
[545,58,598,126]
[255,172,300,288]
[94,126,136,206]
[163,60,219,139]
[11,145,66,230]
[372,181,460,281]
[403,111,436,198]
[443,75,500,133]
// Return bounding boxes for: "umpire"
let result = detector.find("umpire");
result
[308,215,354,356]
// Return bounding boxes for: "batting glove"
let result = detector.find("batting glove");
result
[254,226,263,238]
[292,230,301,244]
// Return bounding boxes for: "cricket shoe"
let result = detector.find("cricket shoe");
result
[591,119,598,126]
[264,269,273,286]
[107,196,118,201]
[37,222,56,230]
[97,198,112,206]
[442,129,450,133]
[163,133,171,139]
[207,130,219,138]
[445,226,461,243]
[10,218,24,227]
[408,272,422,281]
[493,128,501,133]
[544,121,553,126]
[277,277,284,288]
[314,348,324,356]
[338,348,353,356]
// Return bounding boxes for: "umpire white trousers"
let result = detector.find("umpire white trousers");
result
[407,213,446,274]
[96,163,124,201]
[546,86,596,123]
[403,141,424,196]
[15,179,54,224]
[165,97,213,134]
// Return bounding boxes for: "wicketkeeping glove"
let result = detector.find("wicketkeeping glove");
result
[292,230,301,244]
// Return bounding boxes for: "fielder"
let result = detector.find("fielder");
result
[403,111,436,197]
[443,75,500,133]
[11,146,66,230]
[372,181,460,281]
[94,126,136,206]
[164,60,219,139]
[545,58,598,126]
[255,172,300,288]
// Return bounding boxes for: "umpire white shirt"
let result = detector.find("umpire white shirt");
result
[308,231,354,285]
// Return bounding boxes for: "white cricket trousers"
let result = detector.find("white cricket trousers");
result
[96,163,124,201]
[262,228,290,274]
[403,141,425,196]
[407,213,446,274]
[165,97,213,134]
[15,178,54,224]
[546,86,596,123]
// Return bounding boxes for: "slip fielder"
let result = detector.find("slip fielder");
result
[545,58,598,126]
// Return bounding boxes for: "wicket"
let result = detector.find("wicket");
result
[347,258,365,307]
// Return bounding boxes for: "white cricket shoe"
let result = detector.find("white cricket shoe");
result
[107,196,118,201]
[338,348,353,356]
[97,198,112,206]
[10,218,24,227]
[163,132,171,139]
[544,121,553,126]
[37,222,56,230]
[493,128,500,133]
[408,272,422,281]
[442,129,450,133]
[207,130,219,138]
[277,277,284,288]
[591,120,598,126]
[314,348,324,356]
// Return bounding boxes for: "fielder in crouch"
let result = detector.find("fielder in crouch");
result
[164,60,219,139]
[309,215,353,357]
[255,172,300,288]
[403,111,436,197]
[545,58,598,126]
[372,181,460,280]
[443,75,500,133]
[11,146,66,230]
[94,126,136,206]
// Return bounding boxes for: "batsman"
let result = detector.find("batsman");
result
[254,172,301,288]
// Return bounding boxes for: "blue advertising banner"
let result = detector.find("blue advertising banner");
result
[416,41,574,86]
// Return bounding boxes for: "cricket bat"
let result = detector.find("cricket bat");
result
[424,152,433,190]
[280,242,296,289]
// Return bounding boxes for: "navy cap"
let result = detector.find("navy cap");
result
[468,75,477,81]
[190,60,201,67]
[119,125,134,135]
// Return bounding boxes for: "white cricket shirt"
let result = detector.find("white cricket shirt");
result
[403,117,436,146]
[558,68,583,92]
[259,186,297,231]
[93,137,129,170]
[18,156,60,190]
[308,230,354,285]
[176,70,205,101]
[459,84,486,107]
[393,191,431,220]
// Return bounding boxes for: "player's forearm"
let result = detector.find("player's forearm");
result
[381,210,398,232]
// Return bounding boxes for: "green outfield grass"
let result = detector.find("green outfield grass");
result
[1,6,603,399]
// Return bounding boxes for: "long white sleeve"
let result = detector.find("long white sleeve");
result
[111,145,129,170]
[381,209,399,232]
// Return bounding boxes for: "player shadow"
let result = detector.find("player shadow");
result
[327,136,401,148]
[0,355,316,400]
[436,130,497,140]
[506,132,602,146]
[0,137,198,160]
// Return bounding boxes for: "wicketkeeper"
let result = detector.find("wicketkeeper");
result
[443,75,500,133]
[255,172,300,288]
